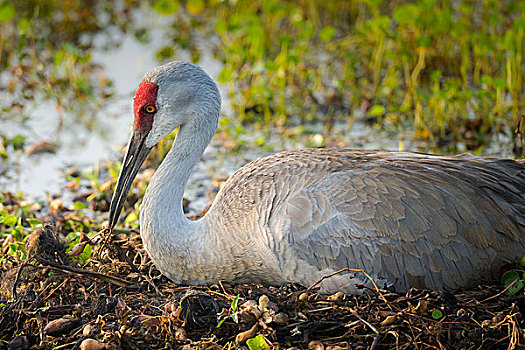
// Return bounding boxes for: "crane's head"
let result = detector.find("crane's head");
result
[108,61,220,230]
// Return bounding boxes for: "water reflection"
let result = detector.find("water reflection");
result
[2,32,160,195]
[1,25,225,197]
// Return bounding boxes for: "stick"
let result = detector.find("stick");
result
[350,308,381,350]
[479,279,518,303]
[515,115,525,151]
[12,262,26,301]
[34,256,132,287]
[306,268,389,303]
[94,227,112,259]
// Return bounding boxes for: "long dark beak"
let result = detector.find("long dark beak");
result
[108,130,152,230]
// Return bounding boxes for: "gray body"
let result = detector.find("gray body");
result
[127,61,525,293]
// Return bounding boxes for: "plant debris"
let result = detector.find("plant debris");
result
[1,191,524,349]
[25,224,68,263]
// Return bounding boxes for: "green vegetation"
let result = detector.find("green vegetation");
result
[217,294,240,328]
[0,0,139,120]
[501,270,524,295]
[431,308,443,320]
[151,0,525,150]
[246,334,271,350]
[1,0,524,156]
[501,254,525,295]
[0,0,138,175]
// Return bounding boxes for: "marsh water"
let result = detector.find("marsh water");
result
[2,28,219,200]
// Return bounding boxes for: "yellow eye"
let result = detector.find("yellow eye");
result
[145,105,156,113]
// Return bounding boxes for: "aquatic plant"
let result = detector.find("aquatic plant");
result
[152,0,525,149]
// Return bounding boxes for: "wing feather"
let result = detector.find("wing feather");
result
[279,154,525,291]
[210,149,525,291]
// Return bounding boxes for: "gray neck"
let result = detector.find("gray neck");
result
[138,119,219,283]
[141,121,210,233]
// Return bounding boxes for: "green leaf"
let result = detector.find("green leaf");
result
[416,36,431,48]
[10,135,25,151]
[431,70,442,82]
[8,242,20,256]
[515,255,525,267]
[73,201,87,210]
[152,0,178,15]
[432,309,443,319]
[494,78,506,90]
[0,148,8,160]
[78,243,92,264]
[109,164,120,179]
[264,61,277,71]
[156,46,175,62]
[125,212,138,223]
[217,67,232,84]
[26,218,43,228]
[65,231,78,241]
[0,2,15,23]
[501,270,524,295]
[18,18,32,34]
[231,295,240,312]
[480,75,492,85]
[246,335,270,350]
[75,77,90,93]
[279,35,291,46]
[369,105,386,117]
[216,317,226,328]
[320,26,335,42]
[1,215,18,227]
[186,0,205,15]
[393,4,419,25]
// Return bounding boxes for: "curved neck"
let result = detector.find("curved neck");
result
[138,100,225,283]
[142,122,210,231]
[139,120,213,284]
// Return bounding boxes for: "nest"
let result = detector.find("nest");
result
[0,226,523,349]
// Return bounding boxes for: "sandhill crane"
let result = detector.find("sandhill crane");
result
[108,61,525,293]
